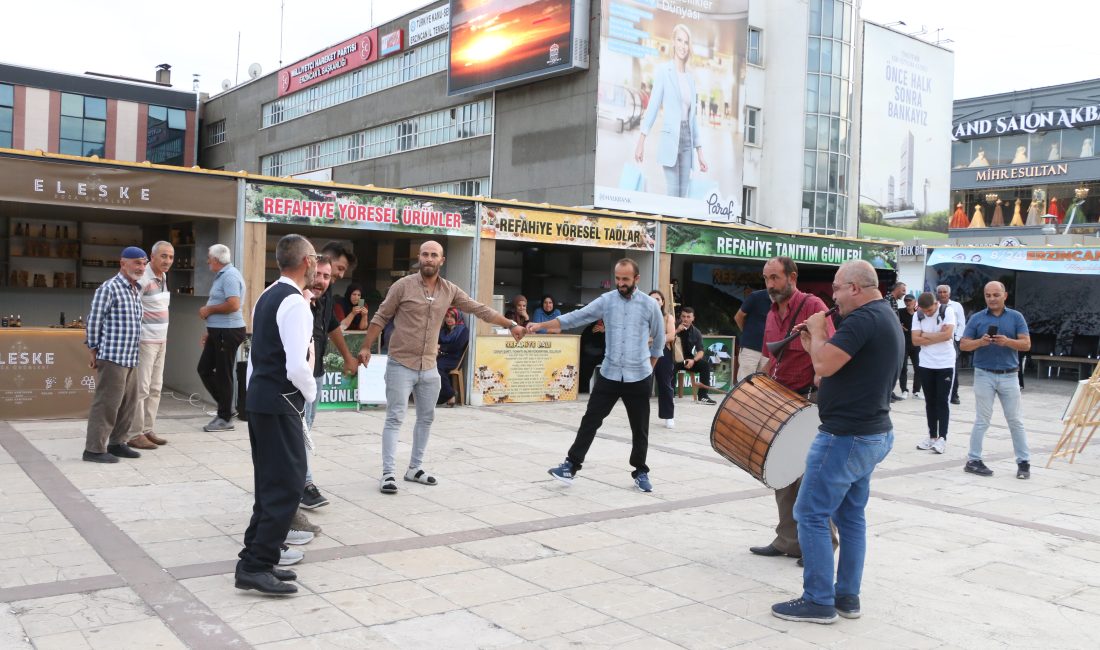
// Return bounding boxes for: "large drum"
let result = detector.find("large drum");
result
[710,373,819,489]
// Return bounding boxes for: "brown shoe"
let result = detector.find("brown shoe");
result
[291,508,322,534]
[144,432,168,445]
[127,434,157,450]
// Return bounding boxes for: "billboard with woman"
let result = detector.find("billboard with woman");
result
[594,0,748,221]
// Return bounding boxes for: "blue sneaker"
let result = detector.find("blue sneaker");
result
[634,473,653,492]
[834,594,861,619]
[771,598,838,624]
[548,459,574,485]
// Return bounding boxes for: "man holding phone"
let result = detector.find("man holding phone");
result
[959,281,1032,479]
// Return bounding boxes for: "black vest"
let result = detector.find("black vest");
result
[247,281,308,415]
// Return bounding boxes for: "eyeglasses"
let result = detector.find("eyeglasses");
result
[831,282,877,291]
[307,253,323,261]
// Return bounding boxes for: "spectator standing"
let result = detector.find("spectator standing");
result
[937,285,967,405]
[128,241,173,450]
[959,282,1032,479]
[676,307,716,405]
[358,241,524,494]
[83,247,147,463]
[886,283,907,402]
[533,259,665,492]
[649,290,677,429]
[898,296,922,399]
[234,235,318,595]
[911,292,957,454]
[531,295,561,323]
[198,244,246,432]
[436,308,469,407]
[735,288,770,379]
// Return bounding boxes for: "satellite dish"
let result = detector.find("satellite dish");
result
[248,63,262,79]
[221,79,232,91]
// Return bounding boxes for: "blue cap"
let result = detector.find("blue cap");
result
[121,246,148,260]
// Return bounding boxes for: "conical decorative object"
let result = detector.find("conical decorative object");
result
[1050,196,1064,223]
[1025,201,1041,226]
[1009,198,1024,226]
[969,204,987,228]
[949,203,970,228]
[991,200,1005,226]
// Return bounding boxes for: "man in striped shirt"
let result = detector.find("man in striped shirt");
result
[128,241,174,450]
[83,247,147,464]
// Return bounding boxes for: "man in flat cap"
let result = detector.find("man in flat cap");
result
[83,247,148,463]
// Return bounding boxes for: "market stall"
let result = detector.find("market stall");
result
[0,327,96,419]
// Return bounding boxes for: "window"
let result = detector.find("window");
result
[415,177,491,196]
[206,119,226,146]
[742,186,756,223]
[261,37,449,127]
[147,105,187,165]
[747,27,763,66]
[0,83,13,149]
[745,106,760,145]
[260,99,493,177]
[59,93,106,157]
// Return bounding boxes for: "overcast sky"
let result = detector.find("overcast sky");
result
[0,1,1096,99]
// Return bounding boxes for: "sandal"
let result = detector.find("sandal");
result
[404,468,438,485]
[379,474,398,494]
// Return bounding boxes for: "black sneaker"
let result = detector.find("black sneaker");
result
[107,443,140,459]
[950,397,961,405]
[699,396,717,405]
[771,597,838,624]
[964,459,993,476]
[301,484,329,509]
[889,393,902,403]
[835,594,861,619]
[1016,461,1031,480]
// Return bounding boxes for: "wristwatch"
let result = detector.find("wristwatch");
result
[509,320,519,329]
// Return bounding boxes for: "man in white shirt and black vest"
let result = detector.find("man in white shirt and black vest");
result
[235,235,318,596]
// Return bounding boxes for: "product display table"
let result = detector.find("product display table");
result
[0,327,95,419]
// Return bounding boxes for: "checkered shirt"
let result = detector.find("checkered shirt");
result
[85,273,143,367]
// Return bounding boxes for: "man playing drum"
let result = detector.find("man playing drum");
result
[750,257,837,566]
[771,260,901,624]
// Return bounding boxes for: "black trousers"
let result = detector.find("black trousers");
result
[917,366,953,439]
[198,327,247,420]
[949,340,962,400]
[676,358,713,398]
[238,411,307,573]
[654,346,676,419]
[568,373,652,478]
[899,345,921,393]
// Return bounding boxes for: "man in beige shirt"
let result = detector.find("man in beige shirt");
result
[358,241,525,494]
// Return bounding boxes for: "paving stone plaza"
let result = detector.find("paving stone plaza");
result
[1,377,1098,649]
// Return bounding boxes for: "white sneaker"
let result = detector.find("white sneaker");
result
[278,545,304,565]
[932,438,946,454]
[285,529,314,545]
[665,418,675,429]
[915,438,935,451]
[901,391,910,400]
[912,392,923,400]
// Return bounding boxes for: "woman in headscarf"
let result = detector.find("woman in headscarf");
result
[436,307,469,406]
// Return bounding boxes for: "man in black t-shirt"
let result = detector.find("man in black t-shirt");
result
[772,260,902,625]
[675,307,716,405]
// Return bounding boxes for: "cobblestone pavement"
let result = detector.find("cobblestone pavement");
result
[1,375,1098,649]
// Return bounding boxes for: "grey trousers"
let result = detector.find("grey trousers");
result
[381,359,441,476]
[85,360,139,454]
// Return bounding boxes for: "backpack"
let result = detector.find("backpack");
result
[917,304,948,324]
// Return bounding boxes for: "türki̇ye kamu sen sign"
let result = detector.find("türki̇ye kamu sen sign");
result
[262,197,463,229]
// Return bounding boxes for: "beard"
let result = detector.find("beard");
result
[304,266,316,288]
[767,284,793,303]
[420,264,439,278]
[617,281,635,297]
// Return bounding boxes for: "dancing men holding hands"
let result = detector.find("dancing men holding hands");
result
[771,260,902,624]
[750,257,837,567]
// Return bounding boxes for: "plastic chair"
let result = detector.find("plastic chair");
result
[448,348,467,406]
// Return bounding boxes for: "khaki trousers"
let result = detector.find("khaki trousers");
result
[133,342,167,434]
[85,360,139,453]
[773,477,838,555]
[737,347,768,381]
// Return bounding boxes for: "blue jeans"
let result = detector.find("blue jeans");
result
[382,359,442,476]
[662,120,693,198]
[795,429,894,606]
[969,369,1030,463]
[302,376,322,485]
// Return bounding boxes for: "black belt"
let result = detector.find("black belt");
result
[977,367,1019,374]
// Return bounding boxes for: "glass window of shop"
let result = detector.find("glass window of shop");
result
[0,83,13,148]
[953,125,1097,168]
[147,105,187,165]
[59,93,106,157]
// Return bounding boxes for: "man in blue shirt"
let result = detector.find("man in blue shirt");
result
[960,281,1032,479]
[83,247,147,463]
[735,288,770,380]
[528,259,665,492]
[198,244,247,432]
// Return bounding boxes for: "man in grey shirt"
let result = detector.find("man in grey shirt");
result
[198,244,246,432]
[528,258,665,492]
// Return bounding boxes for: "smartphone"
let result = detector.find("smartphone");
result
[987,325,998,337]
[359,298,366,308]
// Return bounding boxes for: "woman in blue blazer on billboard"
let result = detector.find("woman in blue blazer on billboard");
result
[634,23,709,198]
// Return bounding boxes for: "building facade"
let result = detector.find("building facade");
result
[201,0,865,236]
[0,63,199,166]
